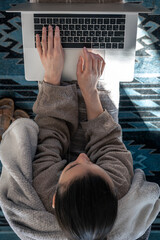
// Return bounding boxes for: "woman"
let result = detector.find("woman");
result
[1,22,150,240]
[31,24,134,240]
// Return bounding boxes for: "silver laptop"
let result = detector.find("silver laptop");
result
[7,2,151,83]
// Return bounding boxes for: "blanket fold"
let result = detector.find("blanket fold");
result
[0,118,160,240]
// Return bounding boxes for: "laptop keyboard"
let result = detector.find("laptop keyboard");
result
[34,14,126,49]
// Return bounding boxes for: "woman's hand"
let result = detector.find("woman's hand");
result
[76,47,106,96]
[36,25,64,85]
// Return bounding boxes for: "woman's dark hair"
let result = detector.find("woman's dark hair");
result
[54,171,118,240]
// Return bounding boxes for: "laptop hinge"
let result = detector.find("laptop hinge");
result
[33,0,122,3]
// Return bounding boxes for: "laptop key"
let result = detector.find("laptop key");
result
[89,31,95,36]
[86,37,91,42]
[74,37,79,42]
[99,37,104,42]
[111,37,124,43]
[105,37,110,42]
[64,31,70,36]
[98,19,103,24]
[79,18,84,24]
[82,25,87,30]
[102,31,107,36]
[93,37,98,42]
[110,19,115,24]
[114,31,125,37]
[53,18,59,24]
[61,43,91,48]
[94,25,99,30]
[47,18,52,24]
[107,25,112,30]
[119,25,125,31]
[101,25,106,30]
[76,25,81,30]
[106,43,111,48]
[104,19,109,24]
[92,43,99,48]
[35,25,43,30]
[88,25,94,31]
[91,18,96,24]
[66,19,71,24]
[41,18,46,24]
[69,25,74,30]
[60,18,65,24]
[118,43,124,48]
[117,19,125,24]
[77,31,82,36]
[71,31,76,36]
[96,31,101,36]
[72,18,77,24]
[85,19,90,24]
[68,37,73,42]
[83,31,88,36]
[113,25,118,30]
[35,31,42,36]
[52,18,56,24]
[80,37,85,42]
[100,43,105,48]
[34,18,39,24]
[108,31,114,36]
[63,25,68,30]
[112,43,117,48]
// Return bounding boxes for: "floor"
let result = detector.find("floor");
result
[0,0,160,239]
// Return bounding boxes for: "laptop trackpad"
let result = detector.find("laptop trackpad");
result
[61,49,105,82]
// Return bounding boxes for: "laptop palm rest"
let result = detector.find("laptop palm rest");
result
[24,48,134,83]
[24,48,105,82]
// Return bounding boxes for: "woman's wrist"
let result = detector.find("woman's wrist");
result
[44,74,61,86]
[81,88,97,100]
[82,89,104,121]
